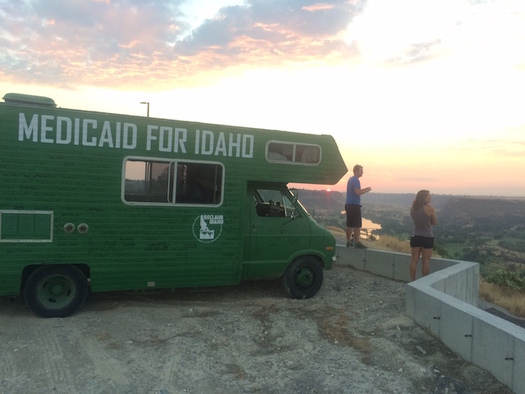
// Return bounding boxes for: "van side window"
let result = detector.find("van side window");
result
[124,158,223,205]
[175,162,223,204]
[124,160,173,203]
[254,189,296,218]
[266,141,321,165]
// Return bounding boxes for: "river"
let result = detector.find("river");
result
[361,218,381,240]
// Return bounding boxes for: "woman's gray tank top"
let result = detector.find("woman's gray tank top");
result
[411,207,433,237]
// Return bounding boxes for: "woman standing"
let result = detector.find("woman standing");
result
[409,190,437,281]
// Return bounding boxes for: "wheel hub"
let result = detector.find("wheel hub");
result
[51,283,64,295]
[296,268,313,287]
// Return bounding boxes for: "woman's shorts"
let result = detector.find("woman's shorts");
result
[410,235,434,249]
[345,204,362,228]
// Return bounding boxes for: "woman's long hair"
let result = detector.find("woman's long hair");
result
[411,190,430,213]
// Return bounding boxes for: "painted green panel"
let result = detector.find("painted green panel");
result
[1,214,18,236]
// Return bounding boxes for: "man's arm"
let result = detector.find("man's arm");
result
[354,186,372,196]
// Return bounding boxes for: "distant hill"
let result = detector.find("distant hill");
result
[295,189,345,213]
[363,193,453,210]
[440,197,525,227]
[295,190,453,214]
[297,190,525,219]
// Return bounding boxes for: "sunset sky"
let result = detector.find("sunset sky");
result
[1,0,525,196]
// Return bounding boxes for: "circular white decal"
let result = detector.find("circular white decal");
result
[192,214,224,243]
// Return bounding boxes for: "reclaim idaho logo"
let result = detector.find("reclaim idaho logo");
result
[192,214,224,243]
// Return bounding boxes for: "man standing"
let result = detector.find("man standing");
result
[345,164,372,248]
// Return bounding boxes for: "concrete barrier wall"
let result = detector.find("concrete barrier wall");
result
[336,246,525,393]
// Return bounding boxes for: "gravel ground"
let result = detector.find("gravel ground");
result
[0,259,513,394]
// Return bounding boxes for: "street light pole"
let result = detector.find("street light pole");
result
[140,101,150,117]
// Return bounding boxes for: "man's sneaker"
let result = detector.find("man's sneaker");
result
[354,242,367,249]
[346,240,355,248]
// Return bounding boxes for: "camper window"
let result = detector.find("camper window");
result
[266,141,320,165]
[123,158,223,205]
[174,162,223,204]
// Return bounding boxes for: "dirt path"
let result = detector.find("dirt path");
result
[0,261,511,393]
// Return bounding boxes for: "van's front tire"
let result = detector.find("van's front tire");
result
[23,265,88,318]
[282,257,323,299]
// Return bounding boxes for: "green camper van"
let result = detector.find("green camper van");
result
[0,93,347,317]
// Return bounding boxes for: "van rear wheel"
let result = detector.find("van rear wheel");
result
[282,257,323,299]
[24,265,88,318]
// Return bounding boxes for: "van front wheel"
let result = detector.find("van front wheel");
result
[24,265,88,318]
[282,257,323,299]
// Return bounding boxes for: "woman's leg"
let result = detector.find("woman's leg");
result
[421,248,433,277]
[409,247,422,281]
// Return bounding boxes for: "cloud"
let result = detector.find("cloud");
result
[346,0,468,65]
[0,0,364,89]
[0,0,187,87]
[447,136,525,159]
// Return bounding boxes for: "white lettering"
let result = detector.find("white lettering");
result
[214,132,227,156]
[194,131,253,158]
[16,113,254,159]
[98,121,114,148]
[115,122,121,148]
[146,125,158,151]
[159,126,172,152]
[18,113,38,142]
[195,129,200,154]
[82,119,97,146]
[74,118,80,145]
[174,128,187,153]
[201,130,214,155]
[202,215,224,224]
[123,123,137,149]
[228,133,241,157]
[242,134,254,158]
[40,115,54,143]
[203,214,223,220]
[56,116,72,144]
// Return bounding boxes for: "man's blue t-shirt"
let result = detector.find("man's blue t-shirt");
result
[346,176,361,205]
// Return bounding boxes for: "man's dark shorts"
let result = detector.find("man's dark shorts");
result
[345,204,362,228]
[410,235,434,249]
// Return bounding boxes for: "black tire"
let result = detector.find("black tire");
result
[282,256,323,299]
[23,265,88,318]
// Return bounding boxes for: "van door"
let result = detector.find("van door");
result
[243,183,311,279]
